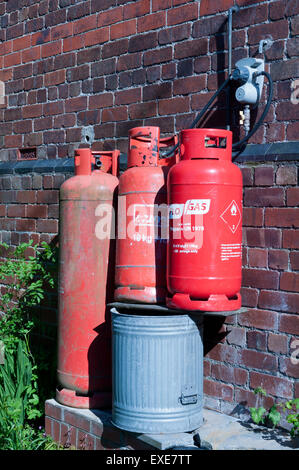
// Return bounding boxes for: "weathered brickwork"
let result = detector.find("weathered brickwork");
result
[0,0,298,420]
[0,0,298,157]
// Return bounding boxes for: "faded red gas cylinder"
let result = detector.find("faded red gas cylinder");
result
[57,148,119,408]
[166,128,242,312]
[115,126,178,304]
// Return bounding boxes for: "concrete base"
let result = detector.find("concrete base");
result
[45,399,298,451]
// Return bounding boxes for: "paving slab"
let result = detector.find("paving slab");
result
[140,408,299,451]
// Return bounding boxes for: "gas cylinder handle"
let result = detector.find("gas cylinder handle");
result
[128,126,160,168]
[129,126,160,144]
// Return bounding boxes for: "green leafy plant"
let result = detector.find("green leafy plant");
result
[249,387,268,425]
[249,388,299,438]
[0,240,58,354]
[0,241,59,450]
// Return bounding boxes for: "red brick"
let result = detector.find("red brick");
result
[26,205,48,218]
[211,363,248,386]
[4,52,21,68]
[138,12,165,33]
[286,188,299,206]
[206,343,239,364]
[5,135,22,148]
[268,250,288,270]
[22,46,40,63]
[60,424,77,449]
[73,14,97,35]
[41,40,61,58]
[236,387,272,410]
[51,23,73,41]
[45,401,63,421]
[254,166,274,186]
[279,357,299,379]
[117,53,141,72]
[173,75,206,96]
[64,410,90,433]
[12,35,31,52]
[290,252,299,270]
[89,93,113,109]
[280,272,299,292]
[245,228,281,248]
[102,106,128,122]
[143,83,171,102]
[22,104,43,119]
[63,35,85,53]
[240,167,253,186]
[250,371,293,399]
[233,4,268,28]
[242,268,279,290]
[203,378,234,402]
[242,207,263,227]
[268,333,288,354]
[247,330,267,351]
[143,47,172,66]
[16,190,36,204]
[44,70,66,87]
[200,0,233,16]
[7,205,25,218]
[34,116,53,132]
[167,3,198,26]
[36,219,58,233]
[36,190,59,204]
[280,313,299,335]
[16,218,36,232]
[248,20,289,45]
[241,349,277,372]
[244,188,284,207]
[115,89,141,106]
[226,327,246,347]
[13,120,32,134]
[238,308,278,330]
[158,97,189,116]
[153,0,172,11]
[129,102,156,120]
[259,290,299,314]
[291,16,299,35]
[240,287,258,308]
[85,27,109,47]
[265,208,299,228]
[248,248,268,268]
[287,122,299,141]
[283,230,299,249]
[123,0,150,20]
[174,38,208,60]
[65,97,87,113]
[276,101,299,121]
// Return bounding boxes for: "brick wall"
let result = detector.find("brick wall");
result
[0,0,298,415]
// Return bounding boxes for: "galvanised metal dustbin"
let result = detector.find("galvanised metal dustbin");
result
[111,308,203,434]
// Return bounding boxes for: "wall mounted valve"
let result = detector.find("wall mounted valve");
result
[232,58,265,105]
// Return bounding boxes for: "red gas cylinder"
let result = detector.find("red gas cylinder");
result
[115,126,178,304]
[57,148,119,408]
[166,128,242,312]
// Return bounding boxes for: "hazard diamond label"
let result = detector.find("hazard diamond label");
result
[220,200,241,234]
